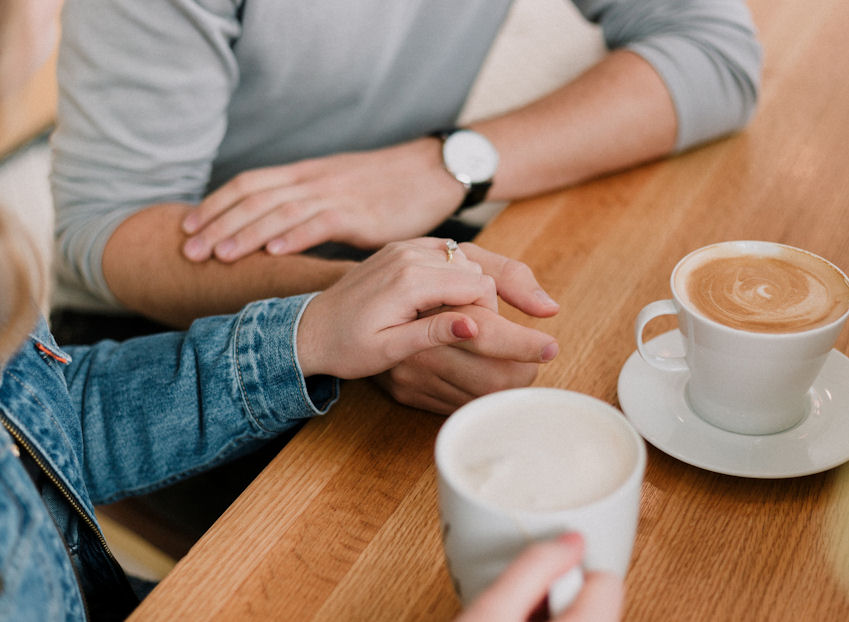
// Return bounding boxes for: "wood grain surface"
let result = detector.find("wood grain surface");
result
[131,1,849,619]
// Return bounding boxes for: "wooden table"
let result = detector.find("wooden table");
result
[131,0,849,619]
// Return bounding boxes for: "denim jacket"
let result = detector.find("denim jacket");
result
[0,296,338,621]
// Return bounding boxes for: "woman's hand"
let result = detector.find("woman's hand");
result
[295,238,557,380]
[181,139,463,263]
[458,534,623,622]
[374,242,561,413]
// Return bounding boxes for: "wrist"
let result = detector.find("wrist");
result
[295,292,325,378]
[408,136,468,220]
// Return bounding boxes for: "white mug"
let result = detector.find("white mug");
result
[435,388,645,614]
[636,240,849,435]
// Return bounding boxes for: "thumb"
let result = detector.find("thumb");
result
[379,311,479,363]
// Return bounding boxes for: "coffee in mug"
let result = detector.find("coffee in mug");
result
[674,243,849,334]
[636,241,849,435]
[435,388,645,614]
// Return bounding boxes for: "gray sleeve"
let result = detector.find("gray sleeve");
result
[51,0,243,304]
[573,0,762,151]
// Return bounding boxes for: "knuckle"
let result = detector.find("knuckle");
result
[384,361,416,388]
[272,201,303,221]
[426,318,443,348]
[316,207,344,231]
[231,171,254,193]
[502,257,533,281]
[242,195,269,216]
[487,363,538,392]
[395,243,423,263]
[386,381,415,404]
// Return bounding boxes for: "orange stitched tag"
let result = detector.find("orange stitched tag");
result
[35,342,70,364]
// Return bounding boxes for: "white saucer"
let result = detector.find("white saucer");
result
[617,330,849,478]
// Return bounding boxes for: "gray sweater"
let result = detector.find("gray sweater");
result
[51,0,762,308]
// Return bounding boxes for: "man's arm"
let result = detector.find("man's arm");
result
[468,49,677,204]
[106,51,670,326]
[101,202,355,327]
[182,0,763,260]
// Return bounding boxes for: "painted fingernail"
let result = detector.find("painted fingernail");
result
[557,532,584,550]
[540,342,559,362]
[183,237,206,260]
[215,239,236,259]
[182,214,199,234]
[451,319,475,339]
[535,288,558,307]
[267,239,286,255]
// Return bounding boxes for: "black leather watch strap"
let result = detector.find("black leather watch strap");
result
[457,179,492,211]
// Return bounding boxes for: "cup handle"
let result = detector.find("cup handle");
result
[635,300,688,372]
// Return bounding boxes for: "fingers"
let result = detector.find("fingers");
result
[558,571,624,622]
[460,243,560,318]
[182,166,296,235]
[267,208,353,256]
[458,534,585,622]
[367,311,481,378]
[449,305,558,363]
[375,354,478,414]
[369,240,498,313]
[376,346,540,414]
[212,198,324,261]
[183,192,316,263]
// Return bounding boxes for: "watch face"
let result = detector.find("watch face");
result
[443,130,499,185]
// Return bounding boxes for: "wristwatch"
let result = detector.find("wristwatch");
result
[431,127,499,214]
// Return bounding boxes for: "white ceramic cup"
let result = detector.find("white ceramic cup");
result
[435,388,646,614]
[636,241,849,435]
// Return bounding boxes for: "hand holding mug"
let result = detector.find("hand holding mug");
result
[436,388,645,616]
[457,533,623,622]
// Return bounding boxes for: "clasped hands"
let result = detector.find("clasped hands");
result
[297,238,559,413]
[178,140,558,413]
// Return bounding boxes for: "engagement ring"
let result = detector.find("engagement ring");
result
[445,239,458,263]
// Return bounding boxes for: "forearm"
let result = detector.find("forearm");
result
[102,202,356,327]
[63,296,338,503]
[471,50,677,202]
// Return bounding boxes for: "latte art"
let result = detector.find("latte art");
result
[676,248,849,333]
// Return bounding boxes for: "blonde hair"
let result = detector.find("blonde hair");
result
[0,207,43,363]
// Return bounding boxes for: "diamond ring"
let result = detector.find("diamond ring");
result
[445,239,458,263]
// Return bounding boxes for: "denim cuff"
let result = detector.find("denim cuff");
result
[234,296,340,434]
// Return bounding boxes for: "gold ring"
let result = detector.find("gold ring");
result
[445,239,458,263]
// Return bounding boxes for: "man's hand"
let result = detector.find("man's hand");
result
[181,139,463,263]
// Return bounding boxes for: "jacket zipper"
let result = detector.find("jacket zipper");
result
[0,415,116,559]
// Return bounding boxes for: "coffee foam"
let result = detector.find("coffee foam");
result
[444,402,637,512]
[675,244,849,333]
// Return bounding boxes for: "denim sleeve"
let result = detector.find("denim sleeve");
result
[60,295,339,504]
[51,0,243,305]
[574,0,762,151]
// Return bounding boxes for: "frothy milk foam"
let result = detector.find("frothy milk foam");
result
[444,398,637,513]
[674,243,849,333]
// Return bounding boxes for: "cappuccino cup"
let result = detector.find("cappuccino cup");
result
[435,388,645,614]
[636,241,849,435]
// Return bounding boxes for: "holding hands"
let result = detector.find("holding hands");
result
[296,238,559,389]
